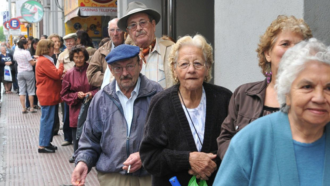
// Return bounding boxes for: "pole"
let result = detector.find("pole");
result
[8,0,11,42]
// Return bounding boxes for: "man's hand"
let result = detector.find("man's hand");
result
[77,92,86,99]
[5,61,12,66]
[189,152,217,180]
[122,152,142,173]
[71,161,88,186]
[58,59,64,64]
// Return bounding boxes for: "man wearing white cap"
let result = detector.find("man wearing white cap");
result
[117,1,175,88]
[56,33,78,149]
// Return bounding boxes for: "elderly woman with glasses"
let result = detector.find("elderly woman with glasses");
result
[60,46,98,163]
[213,38,330,186]
[139,34,232,186]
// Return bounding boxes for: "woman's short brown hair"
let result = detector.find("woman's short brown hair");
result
[69,45,89,62]
[256,15,312,76]
[36,39,54,56]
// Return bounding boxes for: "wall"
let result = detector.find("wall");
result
[214,0,304,91]
[304,0,330,45]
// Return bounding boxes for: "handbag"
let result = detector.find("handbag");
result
[188,176,208,186]
[76,95,91,140]
[4,65,12,81]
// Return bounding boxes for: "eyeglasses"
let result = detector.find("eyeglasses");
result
[127,20,149,31]
[112,63,137,73]
[176,61,206,70]
[109,28,123,33]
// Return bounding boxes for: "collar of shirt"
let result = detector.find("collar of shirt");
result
[115,76,141,99]
[150,37,160,56]
[111,41,115,49]
[43,55,55,64]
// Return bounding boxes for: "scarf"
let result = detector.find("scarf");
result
[139,39,156,63]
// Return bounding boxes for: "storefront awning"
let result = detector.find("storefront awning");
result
[64,7,117,23]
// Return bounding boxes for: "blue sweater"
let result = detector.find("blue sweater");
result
[213,112,330,186]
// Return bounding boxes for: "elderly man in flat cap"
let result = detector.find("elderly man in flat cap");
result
[87,18,125,88]
[116,1,175,88]
[71,44,162,186]
[56,33,78,149]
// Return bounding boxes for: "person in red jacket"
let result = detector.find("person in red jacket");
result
[61,45,98,163]
[36,39,64,153]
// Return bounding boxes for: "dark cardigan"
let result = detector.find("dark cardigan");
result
[140,83,232,186]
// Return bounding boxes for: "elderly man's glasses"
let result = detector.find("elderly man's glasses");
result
[127,20,149,31]
[65,40,75,44]
[112,63,137,73]
[176,62,206,70]
[109,28,123,33]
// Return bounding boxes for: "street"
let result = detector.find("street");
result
[0,92,99,186]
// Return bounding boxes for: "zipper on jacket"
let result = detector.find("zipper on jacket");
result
[105,87,158,160]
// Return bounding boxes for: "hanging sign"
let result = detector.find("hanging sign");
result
[21,0,44,23]
[9,18,21,29]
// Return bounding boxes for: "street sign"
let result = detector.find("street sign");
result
[21,1,44,23]
[9,18,21,29]
[3,21,10,30]
[3,11,9,22]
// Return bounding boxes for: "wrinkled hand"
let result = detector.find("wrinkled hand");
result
[5,61,12,66]
[189,152,217,180]
[58,59,64,64]
[122,152,142,173]
[71,161,88,186]
[77,92,85,99]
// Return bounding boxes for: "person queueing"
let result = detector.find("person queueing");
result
[86,18,125,88]
[0,45,14,94]
[71,45,163,186]
[213,38,330,186]
[216,15,313,159]
[60,46,98,163]
[13,39,37,113]
[57,33,78,147]
[26,38,40,111]
[36,39,64,153]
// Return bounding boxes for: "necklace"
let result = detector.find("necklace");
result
[178,89,203,148]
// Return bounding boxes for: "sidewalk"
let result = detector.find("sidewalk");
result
[0,93,99,186]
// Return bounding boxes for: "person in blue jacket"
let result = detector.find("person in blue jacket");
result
[71,44,163,186]
[213,39,330,186]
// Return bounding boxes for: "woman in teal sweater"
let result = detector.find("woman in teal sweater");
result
[213,39,330,186]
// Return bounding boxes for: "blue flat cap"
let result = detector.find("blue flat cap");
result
[106,44,140,64]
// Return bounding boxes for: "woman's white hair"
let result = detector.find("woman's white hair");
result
[276,38,330,112]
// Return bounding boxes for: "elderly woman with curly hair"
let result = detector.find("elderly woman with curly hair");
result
[213,38,330,186]
[216,15,313,159]
[36,39,64,153]
[139,34,232,186]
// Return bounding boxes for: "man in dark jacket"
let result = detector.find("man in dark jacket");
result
[71,45,162,186]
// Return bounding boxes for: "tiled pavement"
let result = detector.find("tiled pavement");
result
[0,93,99,186]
